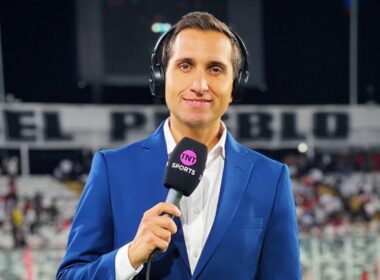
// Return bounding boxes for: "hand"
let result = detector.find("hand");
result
[128,202,181,268]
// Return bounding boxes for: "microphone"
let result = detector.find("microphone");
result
[150,137,207,260]
[163,137,208,216]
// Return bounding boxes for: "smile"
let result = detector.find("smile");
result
[183,98,212,108]
[183,98,212,103]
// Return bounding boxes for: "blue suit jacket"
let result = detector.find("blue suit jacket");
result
[57,123,301,279]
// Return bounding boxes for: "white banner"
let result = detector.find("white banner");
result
[1,103,380,149]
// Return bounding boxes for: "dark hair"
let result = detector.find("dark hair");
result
[162,11,243,77]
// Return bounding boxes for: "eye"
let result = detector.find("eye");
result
[209,66,224,74]
[178,62,192,71]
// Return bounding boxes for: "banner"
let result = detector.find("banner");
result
[1,104,380,149]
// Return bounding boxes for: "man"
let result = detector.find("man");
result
[57,11,301,279]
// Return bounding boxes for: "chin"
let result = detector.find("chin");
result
[183,117,208,128]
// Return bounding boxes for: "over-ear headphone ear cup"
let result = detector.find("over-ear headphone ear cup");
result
[150,64,165,98]
[232,69,249,102]
[232,72,243,101]
[149,26,176,98]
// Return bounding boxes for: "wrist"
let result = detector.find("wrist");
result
[128,242,143,269]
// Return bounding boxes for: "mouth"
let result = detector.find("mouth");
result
[182,98,212,109]
[183,98,212,103]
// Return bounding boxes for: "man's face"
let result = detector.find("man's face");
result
[165,28,234,129]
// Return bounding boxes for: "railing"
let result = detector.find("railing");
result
[301,235,380,280]
[0,249,64,280]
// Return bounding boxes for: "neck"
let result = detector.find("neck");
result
[168,118,223,151]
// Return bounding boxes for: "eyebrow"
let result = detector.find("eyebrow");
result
[173,58,194,65]
[207,61,227,70]
[173,58,228,70]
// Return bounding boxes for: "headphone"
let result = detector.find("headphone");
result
[149,25,249,101]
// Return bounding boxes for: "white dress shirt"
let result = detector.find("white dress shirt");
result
[115,119,226,279]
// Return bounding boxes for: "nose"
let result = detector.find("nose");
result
[190,71,209,94]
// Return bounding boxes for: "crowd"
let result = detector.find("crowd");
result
[0,178,60,248]
[0,157,74,249]
[284,150,380,236]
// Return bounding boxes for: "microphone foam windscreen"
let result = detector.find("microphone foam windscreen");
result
[164,137,208,197]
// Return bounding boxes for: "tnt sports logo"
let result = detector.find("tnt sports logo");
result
[180,150,197,166]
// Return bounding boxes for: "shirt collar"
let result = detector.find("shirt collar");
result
[163,118,226,160]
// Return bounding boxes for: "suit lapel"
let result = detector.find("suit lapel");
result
[142,123,191,273]
[192,133,255,279]
[140,123,168,201]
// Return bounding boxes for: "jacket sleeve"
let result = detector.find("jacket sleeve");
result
[256,164,302,279]
[56,151,117,279]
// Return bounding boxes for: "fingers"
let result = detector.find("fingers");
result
[128,202,181,268]
[142,214,178,234]
[145,202,181,218]
[139,215,176,237]
[141,224,172,252]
